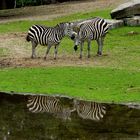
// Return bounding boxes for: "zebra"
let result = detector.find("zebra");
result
[27,95,74,120]
[26,22,74,59]
[71,17,110,58]
[74,99,106,121]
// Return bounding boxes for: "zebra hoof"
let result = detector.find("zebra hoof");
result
[97,54,102,57]
[31,56,35,59]
[44,56,47,60]
[54,58,56,60]
[97,52,102,56]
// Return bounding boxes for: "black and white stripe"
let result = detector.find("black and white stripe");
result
[74,99,106,121]
[27,95,73,120]
[27,95,61,113]
[27,95,106,121]
[26,23,74,59]
[71,17,109,58]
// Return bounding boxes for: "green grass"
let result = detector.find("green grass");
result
[0,8,140,103]
[0,48,9,57]
[25,26,140,71]
[0,9,111,33]
[54,26,140,71]
[104,26,140,70]
[0,67,140,103]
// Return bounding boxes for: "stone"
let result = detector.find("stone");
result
[105,19,124,29]
[124,16,140,26]
[111,0,140,19]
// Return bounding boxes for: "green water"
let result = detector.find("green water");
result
[0,92,140,140]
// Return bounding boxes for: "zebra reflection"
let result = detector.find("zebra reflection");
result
[74,99,106,121]
[27,95,106,121]
[27,95,74,120]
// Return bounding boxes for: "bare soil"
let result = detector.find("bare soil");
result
[0,32,110,68]
[0,0,128,68]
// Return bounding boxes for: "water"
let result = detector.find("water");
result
[0,92,140,140]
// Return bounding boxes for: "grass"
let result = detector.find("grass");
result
[0,8,140,103]
[0,67,140,103]
[0,48,9,57]
[0,9,111,33]
[104,26,140,70]
[37,26,140,70]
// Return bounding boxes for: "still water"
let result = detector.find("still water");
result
[0,92,140,140]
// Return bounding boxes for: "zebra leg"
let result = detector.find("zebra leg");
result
[44,45,51,60]
[79,41,84,59]
[87,41,91,58]
[54,45,59,60]
[31,41,37,59]
[97,37,103,56]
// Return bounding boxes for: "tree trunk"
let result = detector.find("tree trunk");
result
[14,0,16,8]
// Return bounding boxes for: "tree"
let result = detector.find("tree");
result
[0,0,16,10]
[0,0,7,10]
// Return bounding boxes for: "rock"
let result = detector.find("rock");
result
[124,16,140,26]
[111,0,140,19]
[125,103,140,110]
[105,19,124,29]
[123,31,140,36]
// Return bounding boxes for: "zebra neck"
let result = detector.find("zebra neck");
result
[57,28,65,38]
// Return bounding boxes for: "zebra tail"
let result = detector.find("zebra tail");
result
[26,34,31,42]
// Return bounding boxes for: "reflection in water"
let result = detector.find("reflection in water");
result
[0,92,140,140]
[27,95,74,120]
[74,99,106,121]
[27,95,106,121]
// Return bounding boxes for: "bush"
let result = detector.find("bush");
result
[16,0,41,7]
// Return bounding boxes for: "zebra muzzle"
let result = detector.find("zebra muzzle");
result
[74,45,78,51]
[71,35,75,40]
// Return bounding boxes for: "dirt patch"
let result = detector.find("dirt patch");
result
[0,33,29,58]
[0,54,109,68]
[0,31,110,68]
[0,34,109,68]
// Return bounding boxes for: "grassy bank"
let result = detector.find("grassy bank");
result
[0,67,140,103]
[0,9,111,33]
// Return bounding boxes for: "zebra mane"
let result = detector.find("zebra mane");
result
[56,22,65,27]
[57,22,72,28]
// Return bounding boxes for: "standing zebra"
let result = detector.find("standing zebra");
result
[74,99,106,121]
[71,17,110,58]
[27,95,74,120]
[26,22,74,59]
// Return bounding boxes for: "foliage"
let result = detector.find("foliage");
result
[16,0,41,7]
[15,0,60,7]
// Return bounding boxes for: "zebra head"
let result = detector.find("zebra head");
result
[69,25,82,51]
[71,33,81,51]
[58,22,77,38]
